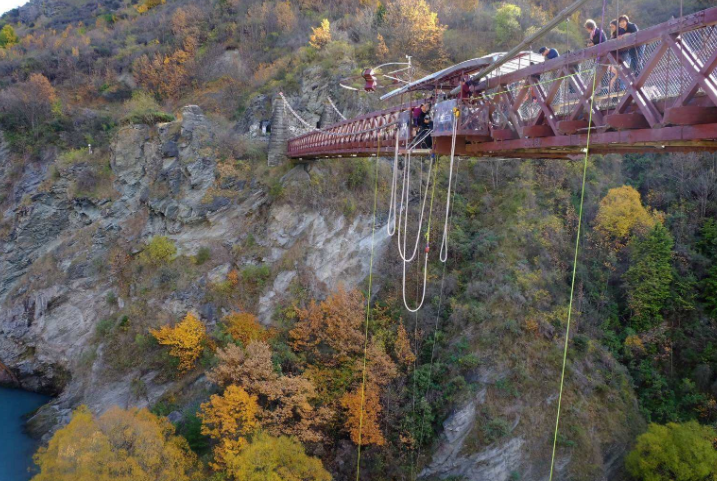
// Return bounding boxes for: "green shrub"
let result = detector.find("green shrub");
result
[347,158,371,190]
[268,179,284,199]
[141,236,177,266]
[242,264,271,289]
[122,91,174,125]
[482,417,509,443]
[194,247,211,265]
[96,318,115,337]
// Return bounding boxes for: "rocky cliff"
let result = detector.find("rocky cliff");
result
[0,105,388,436]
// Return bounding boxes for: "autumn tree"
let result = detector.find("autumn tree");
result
[151,312,207,372]
[309,19,331,49]
[626,421,717,481]
[274,1,298,31]
[134,48,193,100]
[32,406,199,481]
[0,73,58,131]
[225,432,331,481]
[394,324,416,366]
[595,185,657,247]
[341,382,386,446]
[199,385,259,469]
[0,25,18,48]
[290,287,365,366]
[209,342,331,443]
[222,312,272,346]
[382,0,446,68]
[624,223,674,331]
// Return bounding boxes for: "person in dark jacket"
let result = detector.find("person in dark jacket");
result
[618,15,642,74]
[418,115,433,149]
[538,46,559,60]
[585,19,607,47]
[416,104,429,127]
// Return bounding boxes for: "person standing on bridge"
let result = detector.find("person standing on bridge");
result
[618,15,643,75]
[413,104,423,126]
[539,46,559,60]
[585,19,607,47]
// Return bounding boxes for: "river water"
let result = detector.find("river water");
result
[0,387,49,481]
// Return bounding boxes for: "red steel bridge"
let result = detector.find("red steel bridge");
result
[287,7,717,160]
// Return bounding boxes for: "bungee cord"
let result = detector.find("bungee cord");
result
[439,109,460,263]
[396,129,436,263]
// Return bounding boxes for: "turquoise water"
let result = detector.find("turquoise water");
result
[0,387,49,481]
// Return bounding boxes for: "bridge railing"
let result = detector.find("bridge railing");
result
[287,6,717,159]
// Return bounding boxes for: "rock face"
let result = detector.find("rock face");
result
[0,106,390,436]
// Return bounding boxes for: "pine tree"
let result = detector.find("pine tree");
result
[624,224,674,331]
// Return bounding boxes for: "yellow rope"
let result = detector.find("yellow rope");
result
[548,63,599,481]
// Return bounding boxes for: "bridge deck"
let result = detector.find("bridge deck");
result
[287,7,717,160]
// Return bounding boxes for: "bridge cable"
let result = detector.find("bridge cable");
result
[355,138,382,481]
[280,92,398,137]
[548,61,600,481]
[327,95,347,121]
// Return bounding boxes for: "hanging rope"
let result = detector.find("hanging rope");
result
[396,130,436,263]
[355,139,382,481]
[387,131,401,236]
[402,156,438,313]
[327,95,347,121]
[548,61,600,481]
[439,107,460,263]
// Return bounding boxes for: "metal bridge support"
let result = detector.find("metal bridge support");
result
[268,96,287,167]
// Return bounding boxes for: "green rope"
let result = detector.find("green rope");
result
[548,64,599,481]
[355,141,381,481]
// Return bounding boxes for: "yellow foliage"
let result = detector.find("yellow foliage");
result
[199,385,259,470]
[32,406,199,481]
[209,342,332,443]
[341,382,385,446]
[136,0,165,14]
[309,19,331,49]
[225,432,331,481]
[625,334,645,352]
[151,312,206,372]
[223,312,272,346]
[383,0,446,68]
[595,186,658,246]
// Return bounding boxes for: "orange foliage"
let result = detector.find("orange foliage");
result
[394,324,416,366]
[341,382,385,446]
[290,287,365,366]
[150,312,206,372]
[209,342,331,442]
[134,48,192,99]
